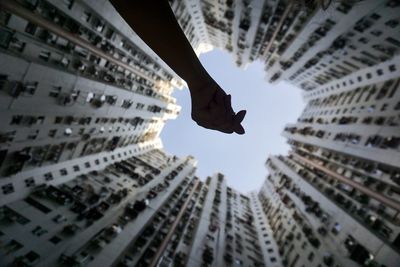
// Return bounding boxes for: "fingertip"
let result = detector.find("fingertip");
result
[235,110,246,123]
[234,124,245,135]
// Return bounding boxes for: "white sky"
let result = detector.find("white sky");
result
[161,49,304,193]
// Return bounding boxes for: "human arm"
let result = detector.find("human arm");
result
[110,0,246,134]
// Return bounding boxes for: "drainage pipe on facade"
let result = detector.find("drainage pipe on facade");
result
[262,1,295,58]
[149,179,200,267]
[0,0,158,84]
[291,152,400,213]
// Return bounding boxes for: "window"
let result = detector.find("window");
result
[49,235,62,245]
[31,226,47,236]
[296,233,302,240]
[24,81,38,95]
[48,129,57,137]
[308,252,314,261]
[25,22,37,35]
[385,19,399,28]
[4,240,23,254]
[24,251,40,263]
[4,208,31,225]
[206,234,215,241]
[39,50,51,61]
[10,38,26,52]
[63,0,74,9]
[2,183,14,195]
[49,86,61,98]
[82,11,91,22]
[370,13,381,20]
[24,177,35,187]
[60,169,68,176]
[370,30,382,37]
[386,37,400,48]
[44,172,53,181]
[0,28,13,48]
[25,197,51,214]
[54,117,63,124]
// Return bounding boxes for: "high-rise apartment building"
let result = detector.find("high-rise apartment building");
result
[258,64,400,266]
[260,152,400,267]
[0,149,198,266]
[169,0,214,55]
[170,0,283,67]
[172,0,399,84]
[264,0,400,88]
[0,0,184,205]
[1,156,273,267]
[257,0,400,265]
[185,173,265,267]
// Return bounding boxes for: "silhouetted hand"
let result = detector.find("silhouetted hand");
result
[110,0,247,134]
[190,80,246,134]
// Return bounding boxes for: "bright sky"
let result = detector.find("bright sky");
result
[161,49,304,193]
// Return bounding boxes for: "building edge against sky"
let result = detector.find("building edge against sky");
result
[171,1,400,266]
[0,0,399,267]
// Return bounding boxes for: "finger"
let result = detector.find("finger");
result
[234,110,246,124]
[234,124,245,135]
[233,110,246,135]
